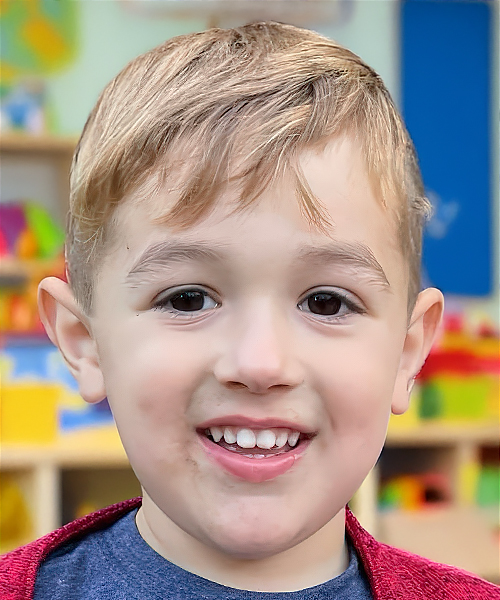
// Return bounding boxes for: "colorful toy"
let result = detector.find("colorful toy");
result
[0,200,65,335]
[416,314,499,423]
[0,287,46,334]
[380,464,499,514]
[1,342,114,437]
[1,383,60,444]
[0,474,33,553]
[0,81,45,133]
[0,200,65,260]
[379,472,452,512]
[0,203,26,256]
[476,464,500,508]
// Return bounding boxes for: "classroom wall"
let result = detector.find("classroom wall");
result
[46,0,400,136]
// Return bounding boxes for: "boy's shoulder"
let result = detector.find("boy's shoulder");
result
[346,508,500,599]
[0,499,498,600]
[0,497,142,600]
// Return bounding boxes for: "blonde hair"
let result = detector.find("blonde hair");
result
[67,21,429,313]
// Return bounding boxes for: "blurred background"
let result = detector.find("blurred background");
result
[0,0,498,582]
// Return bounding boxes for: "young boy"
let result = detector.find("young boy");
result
[1,22,498,600]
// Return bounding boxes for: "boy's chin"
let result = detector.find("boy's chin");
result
[205,524,307,561]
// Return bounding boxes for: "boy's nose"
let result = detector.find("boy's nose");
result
[213,303,304,395]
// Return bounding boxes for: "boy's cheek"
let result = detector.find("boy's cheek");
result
[97,347,198,428]
[312,337,402,397]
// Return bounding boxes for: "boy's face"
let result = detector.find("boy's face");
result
[62,137,429,560]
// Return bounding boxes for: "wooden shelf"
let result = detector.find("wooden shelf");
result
[0,133,77,154]
[0,256,64,280]
[1,426,128,470]
[386,422,499,446]
[1,427,130,541]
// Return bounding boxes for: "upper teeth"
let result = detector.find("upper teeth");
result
[208,426,300,449]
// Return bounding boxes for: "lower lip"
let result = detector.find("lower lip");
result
[198,435,309,483]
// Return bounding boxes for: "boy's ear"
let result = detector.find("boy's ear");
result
[391,287,444,415]
[38,277,106,405]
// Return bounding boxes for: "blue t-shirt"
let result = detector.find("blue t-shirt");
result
[34,509,373,599]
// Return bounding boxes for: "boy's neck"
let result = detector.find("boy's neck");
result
[135,494,348,592]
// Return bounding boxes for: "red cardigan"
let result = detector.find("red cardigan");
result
[0,498,498,599]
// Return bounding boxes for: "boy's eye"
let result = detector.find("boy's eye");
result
[305,293,342,316]
[153,288,219,314]
[298,289,365,320]
[170,291,207,312]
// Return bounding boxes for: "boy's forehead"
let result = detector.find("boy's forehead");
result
[105,135,405,292]
[126,133,398,225]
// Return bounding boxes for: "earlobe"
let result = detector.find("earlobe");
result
[391,287,444,415]
[38,277,106,404]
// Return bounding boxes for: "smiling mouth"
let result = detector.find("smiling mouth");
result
[200,426,313,458]
[197,424,315,482]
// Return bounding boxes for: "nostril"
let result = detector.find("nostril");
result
[225,381,247,390]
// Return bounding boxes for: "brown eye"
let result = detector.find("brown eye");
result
[298,289,365,321]
[307,293,342,316]
[170,291,205,312]
[153,288,218,314]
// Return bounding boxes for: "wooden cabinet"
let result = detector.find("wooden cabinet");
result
[353,421,499,582]
[0,134,75,330]
[1,428,139,544]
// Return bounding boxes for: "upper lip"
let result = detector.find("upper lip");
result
[197,415,315,434]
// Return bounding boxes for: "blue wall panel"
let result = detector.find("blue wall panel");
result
[402,0,493,295]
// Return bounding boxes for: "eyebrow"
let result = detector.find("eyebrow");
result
[297,242,391,288]
[126,241,227,283]
[125,239,390,289]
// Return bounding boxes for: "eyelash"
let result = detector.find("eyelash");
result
[297,289,366,322]
[152,286,366,323]
[152,286,220,317]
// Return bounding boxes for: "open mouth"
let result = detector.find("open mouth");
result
[197,419,316,482]
[200,426,314,458]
